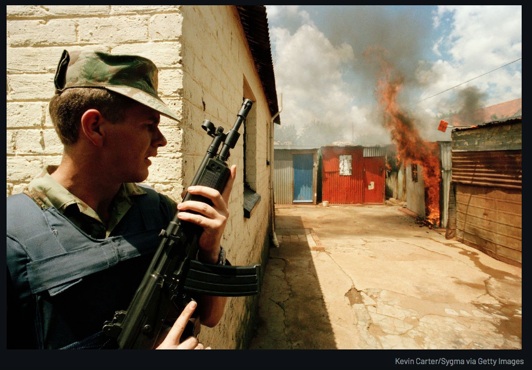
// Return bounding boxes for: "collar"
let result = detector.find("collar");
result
[26,165,147,222]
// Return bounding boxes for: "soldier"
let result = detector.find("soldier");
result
[6,50,233,349]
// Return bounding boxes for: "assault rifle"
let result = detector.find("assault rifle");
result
[103,99,260,349]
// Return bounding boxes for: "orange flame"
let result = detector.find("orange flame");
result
[369,48,441,224]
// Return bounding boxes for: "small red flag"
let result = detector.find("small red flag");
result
[437,120,448,132]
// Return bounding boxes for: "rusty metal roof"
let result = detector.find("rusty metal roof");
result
[236,5,280,125]
[452,116,522,132]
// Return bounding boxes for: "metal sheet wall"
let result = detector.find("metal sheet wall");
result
[322,146,364,204]
[273,150,294,204]
[450,120,522,266]
[455,183,522,266]
[293,153,314,202]
[439,142,452,228]
[452,150,522,190]
[363,156,386,204]
[363,146,387,157]
[451,120,522,190]
[273,149,318,204]
[402,142,451,226]
[321,146,385,204]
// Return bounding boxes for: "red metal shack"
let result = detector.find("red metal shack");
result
[321,145,386,204]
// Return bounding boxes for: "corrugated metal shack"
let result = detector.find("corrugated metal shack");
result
[448,117,522,266]
[321,145,386,204]
[273,147,319,204]
[400,142,452,228]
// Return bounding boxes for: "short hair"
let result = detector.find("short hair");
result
[48,87,138,145]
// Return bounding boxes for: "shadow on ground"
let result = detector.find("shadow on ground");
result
[249,214,337,349]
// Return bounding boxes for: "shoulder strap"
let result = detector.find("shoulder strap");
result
[7,193,67,260]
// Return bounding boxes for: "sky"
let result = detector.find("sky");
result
[266,5,522,147]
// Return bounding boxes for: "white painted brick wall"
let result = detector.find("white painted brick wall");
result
[7,4,273,350]
[6,5,185,197]
[184,7,274,349]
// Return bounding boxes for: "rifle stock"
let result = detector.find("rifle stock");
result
[102,99,260,349]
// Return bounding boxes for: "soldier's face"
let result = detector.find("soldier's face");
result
[104,103,167,183]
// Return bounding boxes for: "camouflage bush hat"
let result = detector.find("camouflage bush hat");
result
[53,49,180,122]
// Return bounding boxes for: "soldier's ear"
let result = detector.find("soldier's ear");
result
[80,109,105,147]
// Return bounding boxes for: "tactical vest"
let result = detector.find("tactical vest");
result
[6,186,174,348]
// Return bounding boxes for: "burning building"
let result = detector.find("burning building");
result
[373,50,446,227]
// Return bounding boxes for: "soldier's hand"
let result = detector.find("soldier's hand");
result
[156,301,210,350]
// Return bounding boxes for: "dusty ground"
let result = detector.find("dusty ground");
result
[248,203,522,351]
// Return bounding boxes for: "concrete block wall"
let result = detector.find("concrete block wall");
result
[7,5,185,199]
[7,5,274,349]
[180,6,273,349]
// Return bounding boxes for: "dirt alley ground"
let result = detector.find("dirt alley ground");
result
[248,203,522,351]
